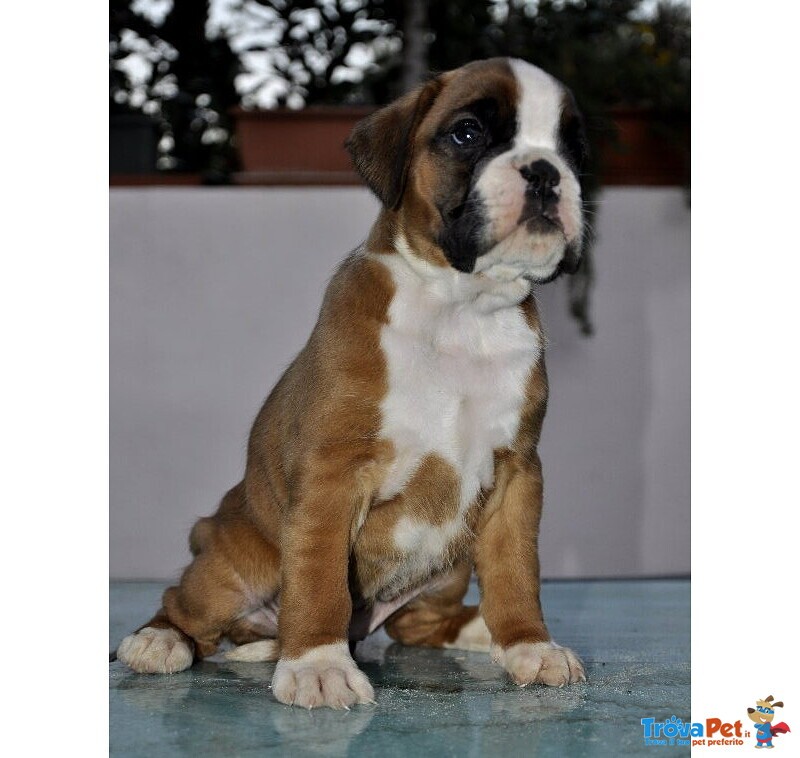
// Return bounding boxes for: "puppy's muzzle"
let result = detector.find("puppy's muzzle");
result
[520,159,563,233]
[520,159,560,203]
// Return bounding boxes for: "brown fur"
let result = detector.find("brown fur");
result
[124,59,572,687]
[354,59,519,270]
[401,60,519,267]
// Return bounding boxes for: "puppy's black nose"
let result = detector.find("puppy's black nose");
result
[520,159,560,198]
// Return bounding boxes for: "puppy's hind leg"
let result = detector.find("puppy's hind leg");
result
[384,561,492,653]
[117,484,282,674]
[116,547,250,675]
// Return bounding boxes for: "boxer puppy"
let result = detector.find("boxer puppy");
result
[117,57,589,709]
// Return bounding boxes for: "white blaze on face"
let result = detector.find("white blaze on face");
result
[511,59,563,148]
[473,59,584,281]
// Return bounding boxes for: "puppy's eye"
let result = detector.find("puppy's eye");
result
[450,119,484,147]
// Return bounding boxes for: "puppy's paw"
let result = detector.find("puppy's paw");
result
[443,614,493,653]
[224,639,280,662]
[117,626,194,674]
[271,642,375,710]
[492,640,586,687]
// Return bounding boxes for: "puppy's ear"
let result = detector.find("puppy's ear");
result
[559,88,590,176]
[346,78,442,210]
[772,701,784,708]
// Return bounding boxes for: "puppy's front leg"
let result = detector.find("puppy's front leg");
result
[271,469,374,709]
[475,453,586,687]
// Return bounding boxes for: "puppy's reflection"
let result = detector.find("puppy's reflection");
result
[113,639,588,756]
[112,659,375,757]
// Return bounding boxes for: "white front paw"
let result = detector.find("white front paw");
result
[492,640,586,687]
[271,642,375,709]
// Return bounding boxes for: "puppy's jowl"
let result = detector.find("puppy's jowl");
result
[118,58,589,709]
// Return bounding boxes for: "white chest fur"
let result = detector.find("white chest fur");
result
[372,245,542,566]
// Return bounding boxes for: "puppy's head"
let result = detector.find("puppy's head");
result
[347,58,588,283]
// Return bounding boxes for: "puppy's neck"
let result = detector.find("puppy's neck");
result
[366,220,531,313]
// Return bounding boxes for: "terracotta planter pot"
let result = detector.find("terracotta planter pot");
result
[231,105,688,188]
[231,106,372,185]
[598,107,690,186]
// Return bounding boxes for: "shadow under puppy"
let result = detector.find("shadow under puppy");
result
[117,57,590,709]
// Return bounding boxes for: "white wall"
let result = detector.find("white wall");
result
[110,186,689,579]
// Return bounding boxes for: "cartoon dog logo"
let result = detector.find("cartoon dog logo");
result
[747,696,791,749]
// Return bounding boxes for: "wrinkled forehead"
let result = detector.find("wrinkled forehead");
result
[417,58,567,147]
